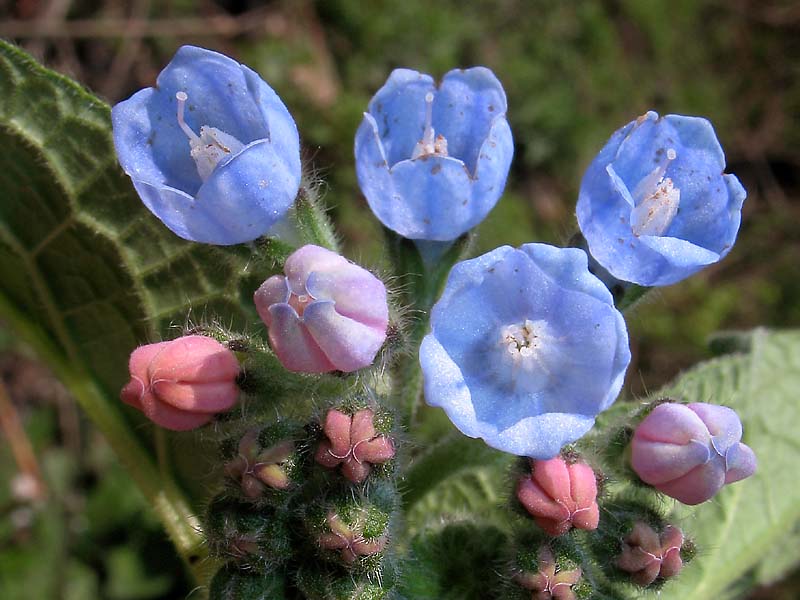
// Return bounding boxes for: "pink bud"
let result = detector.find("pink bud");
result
[516,456,600,536]
[513,546,582,599]
[120,335,240,431]
[314,408,395,483]
[615,522,684,586]
[631,402,757,505]
[254,245,389,373]
[317,511,387,564]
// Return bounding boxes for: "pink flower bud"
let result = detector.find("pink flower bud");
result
[317,511,387,564]
[120,335,240,431]
[516,456,600,537]
[513,546,582,600]
[314,408,395,483]
[615,522,684,586]
[631,402,757,505]
[254,245,389,373]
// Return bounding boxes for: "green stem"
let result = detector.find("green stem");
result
[388,234,471,428]
[0,295,213,587]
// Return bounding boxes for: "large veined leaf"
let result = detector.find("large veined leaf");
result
[0,40,265,576]
[657,329,800,599]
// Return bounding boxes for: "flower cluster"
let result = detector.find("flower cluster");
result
[109,45,759,600]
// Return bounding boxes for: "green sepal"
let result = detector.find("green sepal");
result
[203,495,293,571]
[208,563,288,600]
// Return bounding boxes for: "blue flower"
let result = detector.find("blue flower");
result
[354,68,513,241]
[112,45,301,245]
[420,244,631,458]
[576,111,746,287]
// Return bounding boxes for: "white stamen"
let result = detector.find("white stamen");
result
[411,91,448,159]
[174,91,245,182]
[630,148,681,237]
[175,92,199,142]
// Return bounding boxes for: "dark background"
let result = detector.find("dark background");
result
[0,1,798,597]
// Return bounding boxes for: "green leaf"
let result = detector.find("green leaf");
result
[0,40,264,581]
[657,329,800,599]
[403,432,515,536]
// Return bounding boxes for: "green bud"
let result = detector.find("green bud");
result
[294,563,396,600]
[208,563,287,600]
[204,495,292,570]
[305,483,398,575]
[222,420,306,506]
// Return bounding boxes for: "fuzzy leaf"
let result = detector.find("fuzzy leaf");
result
[0,41,269,579]
[403,432,514,535]
[657,329,800,599]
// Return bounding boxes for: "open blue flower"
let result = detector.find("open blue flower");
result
[112,45,301,245]
[420,244,630,458]
[576,111,746,287]
[355,68,513,241]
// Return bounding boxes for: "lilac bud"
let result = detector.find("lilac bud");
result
[254,245,389,373]
[631,402,757,504]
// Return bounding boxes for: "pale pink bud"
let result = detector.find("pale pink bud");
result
[314,408,395,483]
[631,402,757,505]
[120,335,240,431]
[516,456,600,536]
[615,522,684,586]
[254,245,389,373]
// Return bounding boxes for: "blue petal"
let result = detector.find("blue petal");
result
[241,64,301,185]
[422,244,631,458]
[355,113,512,241]
[367,68,435,166]
[131,180,230,242]
[193,139,300,244]
[155,46,270,143]
[576,111,746,286]
[664,114,725,168]
[112,87,201,196]
[433,67,508,173]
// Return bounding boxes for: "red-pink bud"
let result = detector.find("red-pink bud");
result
[631,402,757,504]
[516,456,600,536]
[314,408,395,483]
[120,335,240,431]
[615,522,684,586]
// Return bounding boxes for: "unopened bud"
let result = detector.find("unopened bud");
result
[516,456,600,536]
[631,401,756,504]
[120,335,240,431]
[314,408,395,483]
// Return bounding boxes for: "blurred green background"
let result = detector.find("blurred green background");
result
[0,0,798,597]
